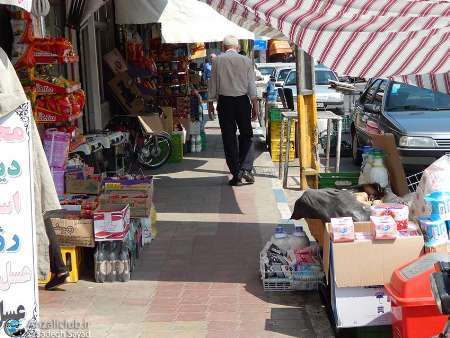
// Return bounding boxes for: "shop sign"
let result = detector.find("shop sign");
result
[0,102,38,337]
[254,40,268,51]
[0,0,32,11]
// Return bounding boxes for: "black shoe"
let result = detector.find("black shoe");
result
[241,169,255,184]
[228,176,243,186]
[45,272,69,290]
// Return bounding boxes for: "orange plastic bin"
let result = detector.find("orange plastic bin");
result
[385,253,450,338]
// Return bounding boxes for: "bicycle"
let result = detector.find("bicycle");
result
[105,111,172,173]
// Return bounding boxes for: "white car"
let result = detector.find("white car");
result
[283,64,345,113]
[256,62,295,84]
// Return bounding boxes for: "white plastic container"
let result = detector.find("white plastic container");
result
[288,226,310,251]
[360,151,374,185]
[271,226,290,252]
[369,153,389,188]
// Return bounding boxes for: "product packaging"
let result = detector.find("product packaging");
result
[331,217,355,243]
[371,216,398,240]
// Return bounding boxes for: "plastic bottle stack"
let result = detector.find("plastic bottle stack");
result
[94,241,131,283]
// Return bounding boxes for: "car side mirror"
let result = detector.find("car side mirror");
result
[364,103,381,114]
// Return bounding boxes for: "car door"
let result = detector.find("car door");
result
[354,79,382,145]
[283,70,297,96]
[371,80,389,133]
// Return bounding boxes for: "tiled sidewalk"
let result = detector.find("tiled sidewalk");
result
[39,120,333,338]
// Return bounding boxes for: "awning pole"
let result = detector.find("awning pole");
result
[296,47,319,189]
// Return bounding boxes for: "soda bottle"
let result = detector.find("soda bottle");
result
[95,242,106,283]
[107,242,117,282]
[115,241,125,281]
[120,244,131,282]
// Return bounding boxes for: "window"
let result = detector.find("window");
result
[386,82,450,111]
[314,70,338,85]
[284,71,296,86]
[361,79,382,104]
[258,67,275,76]
[277,68,292,81]
[373,80,387,107]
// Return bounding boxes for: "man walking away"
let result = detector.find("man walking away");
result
[208,36,258,186]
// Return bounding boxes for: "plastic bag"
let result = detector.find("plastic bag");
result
[410,155,450,220]
[291,188,371,223]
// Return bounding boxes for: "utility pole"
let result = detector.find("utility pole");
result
[296,47,319,189]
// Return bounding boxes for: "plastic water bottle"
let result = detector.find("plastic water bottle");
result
[190,135,197,153]
[196,135,202,152]
[288,225,310,251]
[358,146,372,185]
[270,226,290,252]
[369,151,389,188]
[360,149,374,184]
[120,244,131,282]
[95,242,107,283]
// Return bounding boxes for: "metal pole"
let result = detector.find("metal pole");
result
[278,118,285,179]
[326,119,331,172]
[336,118,342,172]
[283,117,292,189]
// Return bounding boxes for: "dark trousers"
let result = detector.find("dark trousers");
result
[45,218,67,274]
[217,95,254,177]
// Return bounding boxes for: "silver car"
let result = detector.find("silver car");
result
[283,65,345,113]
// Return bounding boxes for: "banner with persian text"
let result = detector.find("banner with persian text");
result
[0,102,38,337]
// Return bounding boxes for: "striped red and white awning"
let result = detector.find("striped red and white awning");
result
[203,0,450,93]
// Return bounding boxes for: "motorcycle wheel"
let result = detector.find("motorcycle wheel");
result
[137,134,172,169]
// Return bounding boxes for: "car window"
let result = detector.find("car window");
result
[284,71,296,86]
[373,80,387,107]
[361,79,382,104]
[315,70,338,85]
[258,67,275,76]
[386,82,450,111]
[277,69,292,81]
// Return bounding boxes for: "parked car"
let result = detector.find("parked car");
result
[283,64,345,113]
[351,79,450,170]
[256,62,295,83]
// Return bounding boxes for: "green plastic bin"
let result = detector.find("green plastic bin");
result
[318,172,359,189]
[168,133,183,163]
[269,107,282,121]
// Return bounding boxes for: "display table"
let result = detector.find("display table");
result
[278,110,343,188]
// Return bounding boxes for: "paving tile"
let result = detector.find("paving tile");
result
[39,122,331,337]
[176,312,207,321]
[178,304,208,313]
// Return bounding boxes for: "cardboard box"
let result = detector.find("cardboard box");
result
[103,48,128,74]
[103,177,153,195]
[108,72,144,115]
[99,191,151,217]
[65,174,103,195]
[331,283,392,328]
[94,204,130,241]
[161,106,174,133]
[323,222,424,287]
[48,210,94,247]
[306,218,325,247]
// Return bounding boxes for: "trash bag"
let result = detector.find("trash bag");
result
[291,188,371,222]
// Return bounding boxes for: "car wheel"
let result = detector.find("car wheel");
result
[352,132,362,165]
